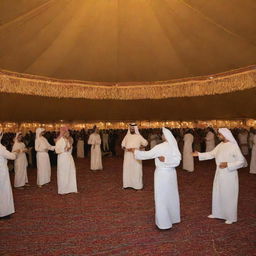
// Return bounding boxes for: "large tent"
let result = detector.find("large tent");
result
[0,0,256,122]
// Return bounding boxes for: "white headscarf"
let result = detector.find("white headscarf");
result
[36,128,45,139]
[162,127,181,161]
[218,128,247,167]
[127,123,140,135]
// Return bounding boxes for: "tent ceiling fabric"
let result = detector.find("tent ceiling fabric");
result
[0,0,256,83]
[1,88,256,122]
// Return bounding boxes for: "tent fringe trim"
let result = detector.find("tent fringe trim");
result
[0,65,255,99]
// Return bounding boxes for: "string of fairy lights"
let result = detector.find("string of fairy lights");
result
[0,119,256,132]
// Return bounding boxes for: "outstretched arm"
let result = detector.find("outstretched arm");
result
[193,144,219,161]
[134,146,160,161]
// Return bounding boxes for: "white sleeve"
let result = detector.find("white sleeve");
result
[227,147,245,171]
[49,145,55,151]
[134,146,160,160]
[35,139,46,152]
[55,139,65,154]
[1,147,16,160]
[121,136,126,148]
[164,155,181,167]
[12,142,19,152]
[198,144,219,161]
[140,136,148,147]
[45,139,55,151]
[88,135,93,145]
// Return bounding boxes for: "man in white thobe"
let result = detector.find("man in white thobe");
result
[205,128,215,152]
[133,128,181,229]
[238,129,249,156]
[55,127,78,195]
[122,124,148,190]
[182,130,194,172]
[102,130,109,152]
[249,130,256,174]
[77,135,85,158]
[193,128,247,224]
[12,132,29,189]
[0,130,17,219]
[88,126,103,171]
[35,128,55,187]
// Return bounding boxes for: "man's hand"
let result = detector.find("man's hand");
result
[192,151,199,157]
[158,156,165,162]
[127,148,136,153]
[219,162,228,169]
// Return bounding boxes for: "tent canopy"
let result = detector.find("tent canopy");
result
[0,0,255,82]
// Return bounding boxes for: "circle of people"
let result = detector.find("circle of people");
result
[1,124,255,230]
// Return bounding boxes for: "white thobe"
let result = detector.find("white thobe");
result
[88,133,103,170]
[77,139,85,158]
[102,133,109,151]
[55,137,77,194]
[205,131,215,152]
[250,135,256,174]
[249,132,254,149]
[122,134,148,189]
[0,145,16,217]
[12,142,28,187]
[35,137,55,186]
[199,142,244,222]
[135,142,181,229]
[182,134,194,172]
[238,133,249,155]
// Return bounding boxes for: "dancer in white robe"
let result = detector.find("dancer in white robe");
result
[122,124,148,190]
[35,128,55,187]
[55,127,78,195]
[77,136,85,158]
[133,128,181,229]
[182,131,194,172]
[205,129,215,152]
[102,131,109,152]
[193,128,247,224]
[238,129,249,155]
[249,132,256,174]
[12,132,29,188]
[0,130,17,219]
[88,126,103,170]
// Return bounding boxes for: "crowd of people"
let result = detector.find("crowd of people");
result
[0,124,255,230]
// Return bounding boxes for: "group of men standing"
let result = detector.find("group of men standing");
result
[0,124,252,231]
[118,124,248,229]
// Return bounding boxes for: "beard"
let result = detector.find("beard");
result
[130,130,135,134]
